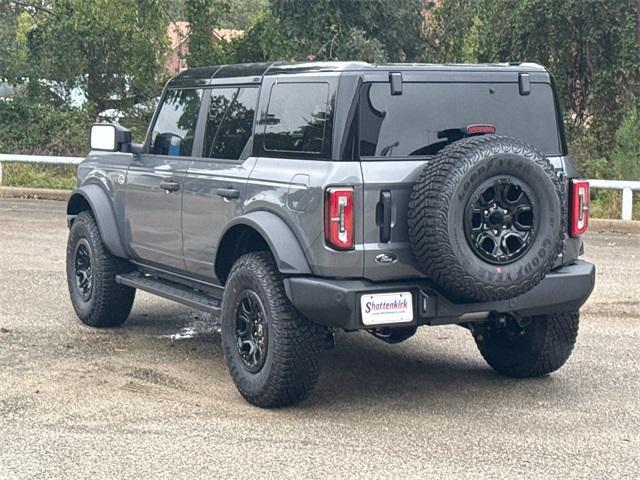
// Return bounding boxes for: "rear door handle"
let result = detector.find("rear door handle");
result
[216,188,240,200]
[160,180,180,192]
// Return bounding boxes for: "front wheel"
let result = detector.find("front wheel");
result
[221,252,325,408]
[473,311,579,378]
[66,211,135,327]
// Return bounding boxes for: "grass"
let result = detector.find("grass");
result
[590,189,640,221]
[1,162,637,220]
[2,163,76,190]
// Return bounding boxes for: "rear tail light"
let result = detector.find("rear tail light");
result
[325,187,354,250]
[570,180,590,236]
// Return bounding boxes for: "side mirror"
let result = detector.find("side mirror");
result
[153,132,183,156]
[90,123,132,152]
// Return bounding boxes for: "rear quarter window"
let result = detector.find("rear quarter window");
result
[263,82,330,156]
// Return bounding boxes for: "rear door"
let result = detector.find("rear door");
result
[125,88,204,270]
[182,86,259,279]
[359,78,563,281]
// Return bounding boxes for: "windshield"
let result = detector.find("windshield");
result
[359,81,563,158]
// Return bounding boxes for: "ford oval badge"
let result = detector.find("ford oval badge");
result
[375,252,399,265]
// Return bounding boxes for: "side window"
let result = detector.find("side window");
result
[203,87,258,160]
[151,88,203,156]
[263,82,329,154]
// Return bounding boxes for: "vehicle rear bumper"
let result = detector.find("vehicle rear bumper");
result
[283,260,596,330]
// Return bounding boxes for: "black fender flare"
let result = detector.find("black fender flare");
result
[217,211,311,276]
[66,184,127,258]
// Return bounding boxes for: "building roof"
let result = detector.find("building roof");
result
[167,22,243,51]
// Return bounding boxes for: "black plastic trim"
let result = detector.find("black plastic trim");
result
[284,261,595,330]
[67,185,127,258]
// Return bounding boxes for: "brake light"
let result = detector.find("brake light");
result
[466,124,496,135]
[570,180,590,236]
[325,187,354,250]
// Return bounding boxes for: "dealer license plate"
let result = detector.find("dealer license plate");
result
[360,292,413,326]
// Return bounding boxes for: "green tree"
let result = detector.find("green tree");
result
[612,106,640,180]
[420,0,478,62]
[473,1,640,143]
[15,0,168,114]
[221,0,268,29]
[184,0,231,66]
[235,0,425,63]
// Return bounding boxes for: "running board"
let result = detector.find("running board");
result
[116,272,222,315]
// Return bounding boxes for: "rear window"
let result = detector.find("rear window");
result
[203,87,258,160]
[359,82,562,158]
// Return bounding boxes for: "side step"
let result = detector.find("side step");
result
[116,272,222,315]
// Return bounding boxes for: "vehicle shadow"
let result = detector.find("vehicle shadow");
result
[121,301,574,413]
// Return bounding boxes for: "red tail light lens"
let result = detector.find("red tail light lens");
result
[466,124,496,135]
[570,180,590,236]
[325,187,354,250]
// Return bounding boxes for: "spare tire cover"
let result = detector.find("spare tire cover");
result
[408,135,566,302]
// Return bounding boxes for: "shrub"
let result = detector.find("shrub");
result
[611,106,640,181]
[0,97,91,156]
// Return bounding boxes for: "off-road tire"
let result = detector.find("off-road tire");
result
[66,211,135,327]
[408,135,566,302]
[221,252,325,408]
[474,311,579,377]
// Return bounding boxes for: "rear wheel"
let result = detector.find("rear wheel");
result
[473,311,579,378]
[66,211,135,327]
[221,252,325,408]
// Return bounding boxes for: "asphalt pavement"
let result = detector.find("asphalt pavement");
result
[0,198,638,479]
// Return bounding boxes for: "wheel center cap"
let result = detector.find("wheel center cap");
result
[488,209,505,228]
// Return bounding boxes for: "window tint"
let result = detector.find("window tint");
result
[151,89,203,156]
[359,82,561,158]
[264,82,329,154]
[203,87,258,160]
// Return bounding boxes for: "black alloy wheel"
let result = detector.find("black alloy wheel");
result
[466,177,536,264]
[235,290,268,373]
[74,238,94,301]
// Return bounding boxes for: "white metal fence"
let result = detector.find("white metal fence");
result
[0,153,639,220]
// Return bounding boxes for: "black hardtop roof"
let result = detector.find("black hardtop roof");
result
[166,61,548,88]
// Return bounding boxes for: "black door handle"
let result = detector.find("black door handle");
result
[216,188,240,200]
[160,180,180,192]
[379,190,392,243]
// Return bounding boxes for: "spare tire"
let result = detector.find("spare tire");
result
[408,135,566,302]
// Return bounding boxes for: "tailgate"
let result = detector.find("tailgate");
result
[360,160,427,281]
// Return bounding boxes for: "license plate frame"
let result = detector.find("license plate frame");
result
[360,291,414,326]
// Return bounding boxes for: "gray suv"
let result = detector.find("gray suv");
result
[66,62,595,407]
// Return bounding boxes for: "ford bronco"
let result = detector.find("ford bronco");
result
[66,62,595,407]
